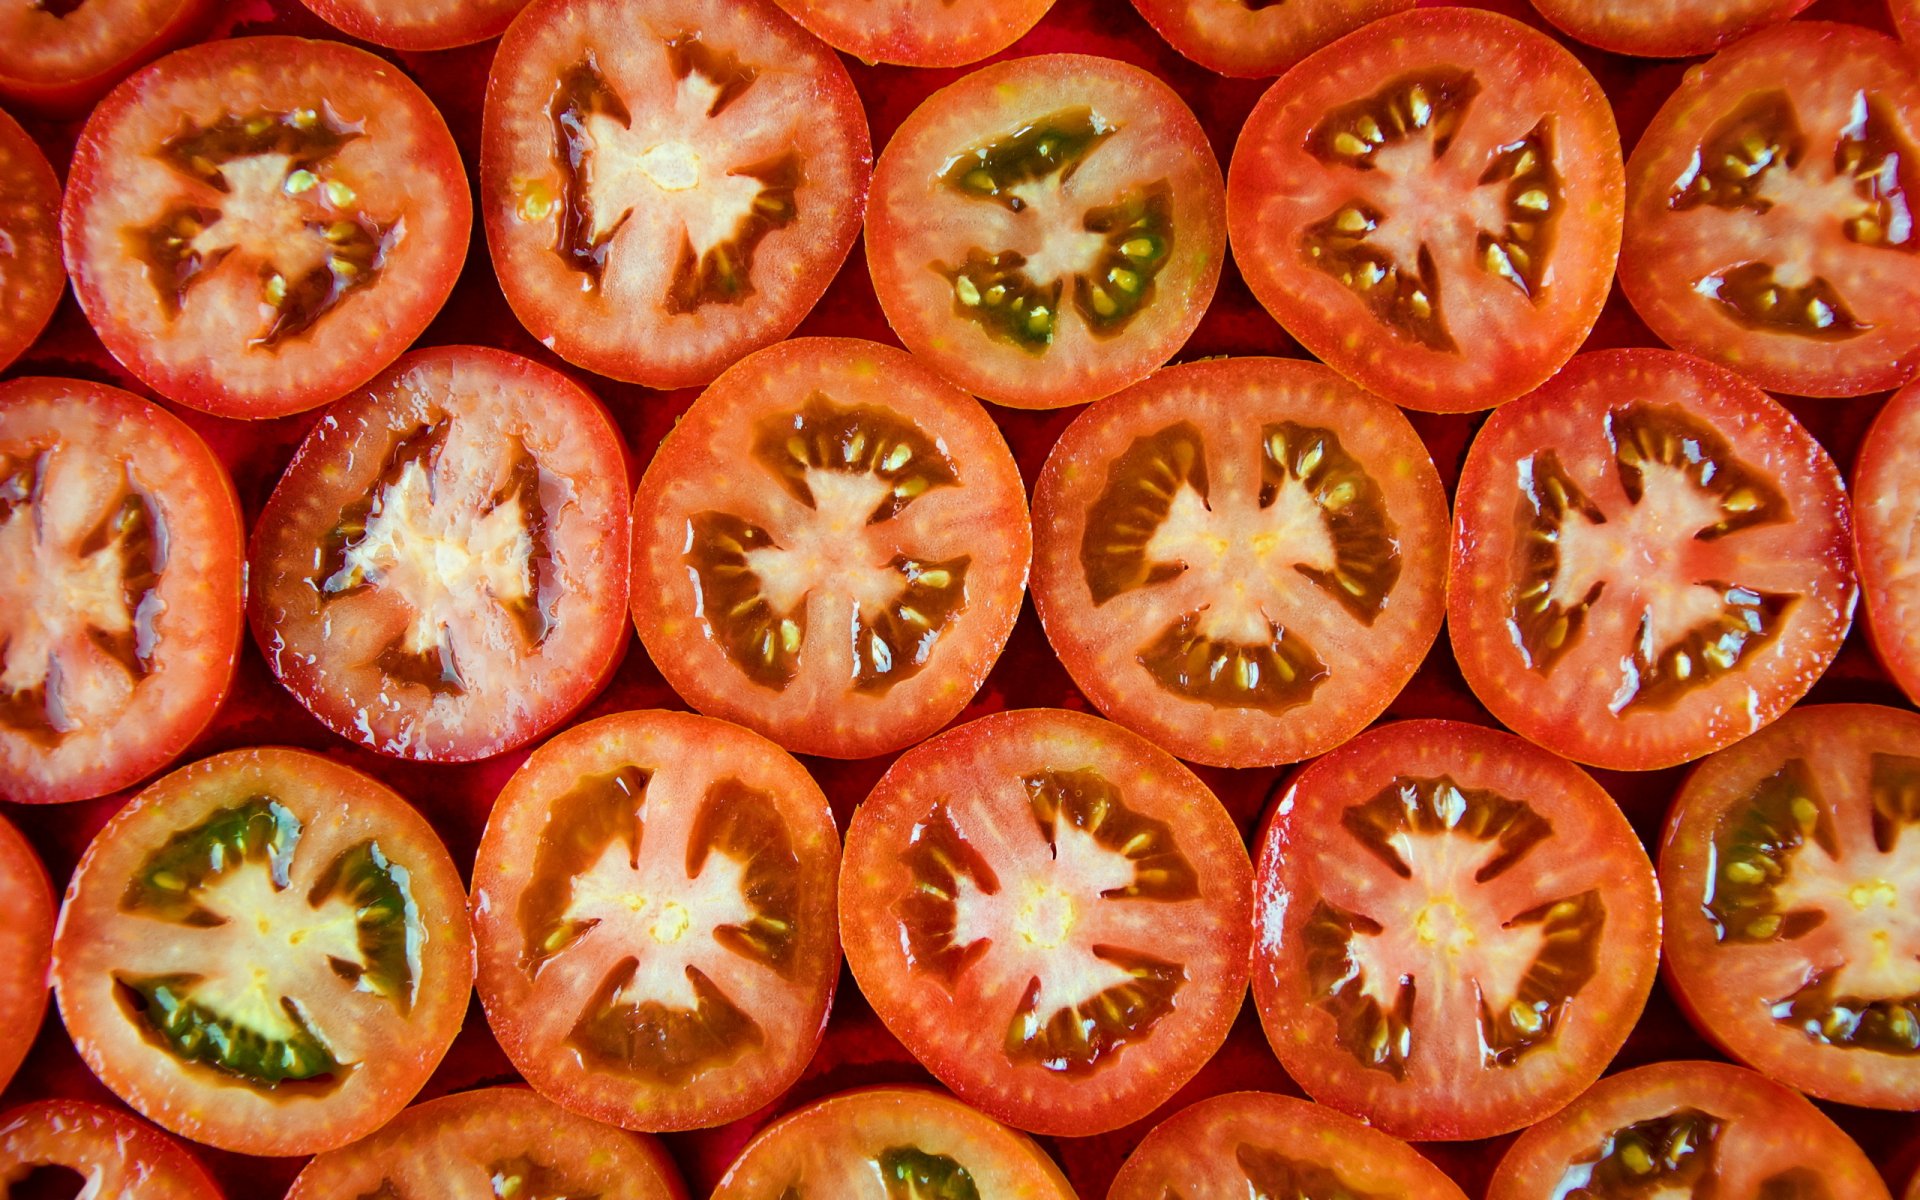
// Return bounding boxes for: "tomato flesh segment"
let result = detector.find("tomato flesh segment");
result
[0,108,62,373]
[1857,381,1920,704]
[0,1100,220,1200]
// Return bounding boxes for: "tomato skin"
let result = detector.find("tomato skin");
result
[1854,380,1920,705]
[298,0,530,51]
[1525,0,1815,58]
[768,0,1055,68]
[0,0,214,114]
[1129,0,1413,78]
[0,108,63,375]
[0,813,53,1094]
[0,1099,222,1199]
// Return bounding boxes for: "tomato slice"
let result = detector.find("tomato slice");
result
[866,53,1225,410]
[1853,380,1920,704]
[286,1087,686,1199]
[1487,1061,1891,1200]
[840,708,1253,1136]
[1660,704,1920,1110]
[250,346,630,763]
[767,0,1055,68]
[0,814,52,1094]
[1900,0,1919,47]
[51,747,475,1156]
[1620,22,1920,398]
[1031,357,1448,769]
[1226,7,1622,413]
[1129,0,1413,79]
[629,337,1029,760]
[1524,0,1815,58]
[711,1086,1076,1199]
[0,0,211,113]
[1109,1091,1468,1200]
[298,0,529,51]
[1253,719,1660,1142]
[481,0,869,391]
[0,377,243,805]
[473,709,841,1132]
[1449,349,1855,772]
[0,108,62,374]
[0,1100,220,1199]
[62,36,470,419]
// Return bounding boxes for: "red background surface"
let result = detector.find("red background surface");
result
[3,0,1918,1194]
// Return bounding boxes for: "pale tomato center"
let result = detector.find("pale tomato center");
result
[745,470,921,619]
[1142,475,1337,643]
[1772,837,1920,999]
[561,837,756,1010]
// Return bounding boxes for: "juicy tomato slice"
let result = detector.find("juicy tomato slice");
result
[1227,7,1622,413]
[1129,0,1413,79]
[1449,349,1856,772]
[1661,704,1920,1110]
[0,814,53,1093]
[62,36,470,419]
[0,1100,220,1199]
[472,709,841,1132]
[711,1087,1075,1199]
[51,747,475,1156]
[286,1087,685,1199]
[1031,357,1448,769]
[1853,380,1920,704]
[0,377,243,805]
[0,0,211,113]
[1253,719,1660,1142]
[629,338,1029,760]
[482,0,870,391]
[1621,23,1920,398]
[0,108,62,373]
[1487,1061,1891,1200]
[1109,1091,1469,1200]
[299,0,530,51]
[866,53,1225,410]
[1525,0,1815,58]
[1900,0,1919,47]
[768,0,1055,68]
[250,346,630,763]
[839,708,1253,1137]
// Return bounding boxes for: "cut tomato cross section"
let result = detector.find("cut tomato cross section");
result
[0,107,62,374]
[0,0,212,112]
[1854,379,1920,705]
[0,814,53,1094]
[0,1100,220,1200]
[768,0,1056,68]
[299,0,531,51]
[1525,0,1815,58]
[1129,0,1412,79]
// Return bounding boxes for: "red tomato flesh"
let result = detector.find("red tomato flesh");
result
[298,0,529,51]
[1525,0,1815,58]
[768,0,1056,68]
[1129,0,1413,79]
[0,813,53,1094]
[0,107,63,374]
[0,1099,221,1200]
[1854,379,1920,705]
[0,0,212,113]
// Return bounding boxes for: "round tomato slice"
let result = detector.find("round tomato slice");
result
[711,1087,1075,1199]
[1620,23,1920,398]
[1449,349,1856,772]
[1227,7,1622,413]
[0,1100,220,1200]
[0,0,210,113]
[0,107,62,374]
[473,709,841,1132]
[286,1087,685,1199]
[1487,1061,1891,1200]
[1109,1091,1468,1200]
[1130,0,1413,79]
[840,708,1253,1137]
[299,0,530,50]
[767,0,1054,68]
[0,813,52,1093]
[629,338,1028,760]
[51,746,475,1156]
[1031,357,1448,769]
[1661,704,1920,1110]
[1253,719,1660,1142]
[0,377,243,805]
[63,36,470,419]
[867,53,1225,410]
[250,346,629,763]
[1525,0,1815,58]
[1853,380,1920,704]
[482,0,869,391]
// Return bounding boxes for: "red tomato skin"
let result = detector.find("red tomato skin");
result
[0,108,64,374]
[0,1099,223,1199]
[1129,0,1414,78]
[1525,0,1816,58]
[0,813,53,1095]
[297,0,530,51]
[0,0,215,115]
[1855,380,1920,705]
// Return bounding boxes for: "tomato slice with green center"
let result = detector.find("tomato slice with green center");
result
[0,377,243,805]
[629,337,1029,760]
[1660,704,1920,1110]
[1109,1091,1469,1200]
[63,36,470,419]
[1488,1061,1891,1200]
[0,107,62,373]
[0,1100,220,1200]
[768,0,1056,68]
[286,1087,685,1199]
[1031,357,1448,769]
[1621,23,1920,398]
[1253,719,1660,1142]
[0,814,53,1093]
[840,708,1253,1137]
[250,346,630,763]
[867,53,1225,410]
[299,0,530,51]
[0,0,211,113]
[473,709,841,1132]
[51,747,475,1157]
[711,1087,1075,1199]
[482,0,870,391]
[1129,0,1413,79]
[1524,0,1815,58]
[1449,349,1856,772]
[1854,380,1920,704]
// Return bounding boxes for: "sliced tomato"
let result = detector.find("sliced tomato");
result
[1449,349,1856,772]
[0,813,53,1093]
[1031,357,1448,769]
[481,0,869,391]
[62,36,470,419]
[839,708,1253,1136]
[1253,719,1660,1142]
[768,0,1055,68]
[712,1087,1076,1199]
[1109,1091,1468,1200]
[1130,0,1413,79]
[1853,380,1920,704]
[1620,23,1920,398]
[0,0,211,113]
[1487,1061,1891,1200]
[1901,0,1919,47]
[250,346,630,763]
[1525,0,1815,58]
[0,377,243,805]
[0,108,62,373]
[1226,7,1622,413]
[286,1087,686,1199]
[51,747,475,1156]
[0,1100,220,1199]
[473,709,841,1132]
[298,0,530,51]
[866,53,1225,410]
[629,337,1028,760]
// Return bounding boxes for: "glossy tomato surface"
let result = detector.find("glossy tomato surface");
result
[298,0,529,49]
[1856,379,1920,704]
[0,814,52,1095]
[1129,0,1413,77]
[0,0,213,112]
[1527,0,1817,55]
[770,0,1057,67]
[0,1098,221,1199]
[0,108,61,375]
